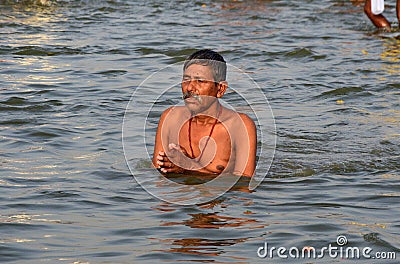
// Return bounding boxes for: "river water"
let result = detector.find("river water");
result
[1,0,399,263]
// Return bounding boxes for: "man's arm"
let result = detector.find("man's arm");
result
[152,107,171,168]
[153,107,187,173]
[233,113,257,177]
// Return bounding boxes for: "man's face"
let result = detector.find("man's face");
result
[181,64,219,114]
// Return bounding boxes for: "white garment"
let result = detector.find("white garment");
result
[371,0,385,15]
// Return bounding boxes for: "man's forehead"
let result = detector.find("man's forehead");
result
[183,64,214,79]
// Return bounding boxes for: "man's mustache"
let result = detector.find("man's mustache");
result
[182,92,201,101]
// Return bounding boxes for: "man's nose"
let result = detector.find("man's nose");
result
[186,80,196,92]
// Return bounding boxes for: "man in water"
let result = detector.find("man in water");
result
[364,0,400,30]
[152,49,256,177]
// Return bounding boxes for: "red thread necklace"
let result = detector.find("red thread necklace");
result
[188,104,222,161]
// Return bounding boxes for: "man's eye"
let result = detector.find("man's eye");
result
[181,79,207,84]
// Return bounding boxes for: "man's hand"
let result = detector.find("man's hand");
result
[156,150,184,174]
[167,143,196,171]
[157,143,205,174]
[156,143,191,173]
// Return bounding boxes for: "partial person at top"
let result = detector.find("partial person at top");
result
[364,0,400,30]
[152,49,257,177]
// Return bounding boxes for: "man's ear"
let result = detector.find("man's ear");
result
[216,81,228,98]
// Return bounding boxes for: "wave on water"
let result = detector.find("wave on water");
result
[0,0,133,7]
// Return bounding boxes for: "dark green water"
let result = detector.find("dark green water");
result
[0,0,399,263]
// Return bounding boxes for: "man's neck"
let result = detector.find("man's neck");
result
[191,102,221,125]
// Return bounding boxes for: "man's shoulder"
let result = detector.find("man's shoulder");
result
[238,112,254,123]
[238,112,256,131]
[223,108,255,125]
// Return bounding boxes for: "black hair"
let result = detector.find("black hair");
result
[183,49,227,82]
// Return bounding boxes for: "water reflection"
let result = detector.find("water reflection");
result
[210,0,280,30]
[381,35,400,74]
[156,211,262,260]
[161,212,261,229]
[1,0,54,8]
[2,2,68,88]
[160,237,248,258]
[152,186,264,260]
